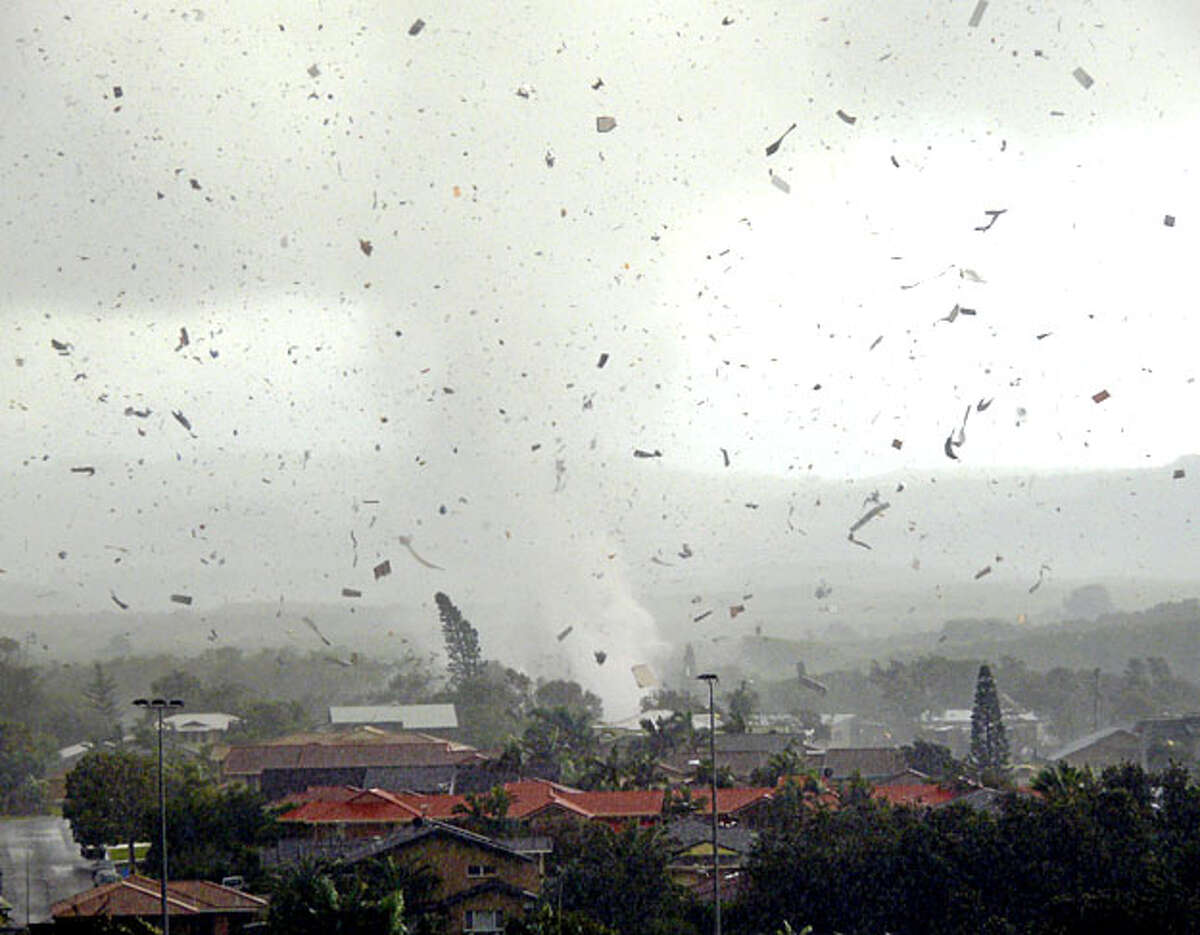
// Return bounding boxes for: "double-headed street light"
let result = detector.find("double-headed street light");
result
[696,673,720,935]
[133,697,184,935]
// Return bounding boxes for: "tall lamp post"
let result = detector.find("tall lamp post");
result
[133,698,183,935]
[696,673,720,935]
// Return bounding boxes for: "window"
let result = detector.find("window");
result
[464,909,504,932]
[467,864,496,878]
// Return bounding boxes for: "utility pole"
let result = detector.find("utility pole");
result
[697,673,720,935]
[1092,668,1101,732]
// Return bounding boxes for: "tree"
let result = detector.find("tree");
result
[443,662,531,749]
[0,720,48,814]
[225,699,310,742]
[63,750,155,874]
[436,592,483,687]
[900,739,965,783]
[534,680,603,721]
[521,706,597,783]
[969,665,1009,780]
[146,765,280,882]
[550,823,697,935]
[83,663,121,744]
[266,859,409,935]
[727,681,759,734]
[452,785,513,835]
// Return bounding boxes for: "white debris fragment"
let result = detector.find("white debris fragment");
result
[968,0,988,27]
[596,116,617,133]
[1073,67,1094,89]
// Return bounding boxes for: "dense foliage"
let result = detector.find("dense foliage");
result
[738,762,1200,935]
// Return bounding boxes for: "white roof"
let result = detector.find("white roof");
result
[598,708,723,733]
[163,712,241,732]
[328,703,459,729]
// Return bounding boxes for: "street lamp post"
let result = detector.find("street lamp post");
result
[133,698,183,935]
[696,673,720,935]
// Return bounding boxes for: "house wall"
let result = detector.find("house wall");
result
[450,888,531,934]
[401,836,540,903]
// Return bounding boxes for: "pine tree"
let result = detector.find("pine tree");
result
[970,664,1009,775]
[436,591,482,686]
[82,663,120,744]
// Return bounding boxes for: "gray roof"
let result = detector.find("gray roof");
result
[807,747,908,779]
[662,817,757,854]
[341,820,533,866]
[1046,725,1139,761]
[329,704,458,729]
[713,733,809,754]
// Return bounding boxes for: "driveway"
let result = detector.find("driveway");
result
[0,816,94,924]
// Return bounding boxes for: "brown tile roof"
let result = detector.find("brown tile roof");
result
[51,876,266,919]
[223,730,484,777]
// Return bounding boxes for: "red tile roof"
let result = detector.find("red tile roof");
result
[871,784,961,807]
[51,876,266,919]
[280,780,776,826]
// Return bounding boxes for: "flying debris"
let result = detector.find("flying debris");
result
[70,466,96,476]
[1092,389,1110,403]
[1028,564,1052,593]
[729,604,746,618]
[721,448,730,467]
[870,335,883,350]
[556,625,574,641]
[110,591,129,610]
[693,610,713,623]
[938,304,976,324]
[124,407,151,418]
[1173,468,1186,480]
[172,410,192,431]
[976,398,994,412]
[1164,215,1176,227]
[302,616,333,646]
[796,667,829,695]
[408,18,425,35]
[373,559,392,580]
[968,0,988,26]
[974,565,993,580]
[765,122,797,156]
[974,209,1007,232]
[359,239,373,256]
[208,629,219,642]
[1073,67,1094,89]
[633,449,663,459]
[398,535,444,570]
[650,556,674,567]
[835,109,857,125]
[596,116,617,133]
[594,650,607,665]
[631,663,658,688]
[815,579,833,600]
[770,173,791,194]
[959,268,986,283]
[597,352,609,368]
[50,338,71,354]
[342,587,362,598]
[175,327,189,350]
[678,543,693,559]
[849,501,890,534]
[170,594,193,605]
[891,439,903,450]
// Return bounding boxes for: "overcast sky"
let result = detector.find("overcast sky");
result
[3,0,1199,690]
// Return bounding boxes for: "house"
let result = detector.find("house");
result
[662,817,757,890]
[870,783,961,808]
[328,704,459,732]
[47,876,266,934]
[341,821,540,934]
[919,705,1044,762]
[1045,726,1144,771]
[221,727,491,798]
[163,713,241,745]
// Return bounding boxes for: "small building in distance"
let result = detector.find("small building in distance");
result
[163,712,242,746]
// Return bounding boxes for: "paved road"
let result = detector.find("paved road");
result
[0,816,94,924]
